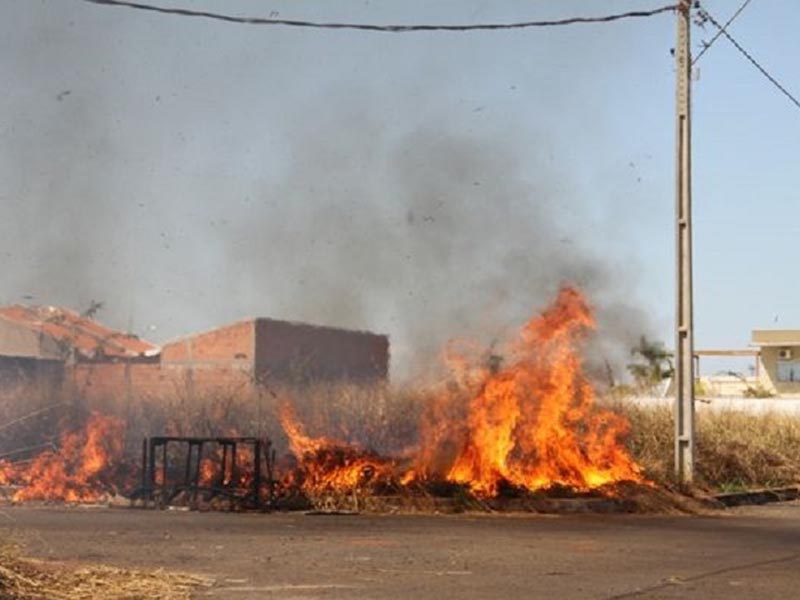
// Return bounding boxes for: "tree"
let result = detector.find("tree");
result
[627,336,674,392]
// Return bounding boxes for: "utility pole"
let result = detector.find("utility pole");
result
[674,0,695,484]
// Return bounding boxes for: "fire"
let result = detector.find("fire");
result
[199,458,218,487]
[279,404,394,494]
[0,286,644,506]
[439,286,643,494]
[279,286,643,498]
[197,446,255,488]
[0,461,13,486]
[1,413,132,502]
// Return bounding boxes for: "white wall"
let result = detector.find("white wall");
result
[624,395,800,415]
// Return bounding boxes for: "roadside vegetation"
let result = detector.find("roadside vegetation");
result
[610,335,800,490]
[132,381,800,493]
[3,366,800,498]
[610,400,800,491]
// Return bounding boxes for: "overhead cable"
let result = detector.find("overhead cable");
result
[692,0,753,64]
[80,0,677,32]
[700,8,800,111]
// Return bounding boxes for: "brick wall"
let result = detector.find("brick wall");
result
[0,357,63,391]
[254,319,389,384]
[62,321,257,410]
[161,320,254,365]
[6,318,388,413]
[0,357,63,409]
[72,361,253,409]
[159,320,255,401]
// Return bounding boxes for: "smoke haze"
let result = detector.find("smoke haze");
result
[0,1,670,380]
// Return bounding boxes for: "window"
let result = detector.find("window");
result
[776,360,800,382]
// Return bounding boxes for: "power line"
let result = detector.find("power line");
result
[692,0,753,64]
[80,0,677,32]
[700,8,800,111]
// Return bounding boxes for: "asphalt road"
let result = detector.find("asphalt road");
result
[1,503,799,599]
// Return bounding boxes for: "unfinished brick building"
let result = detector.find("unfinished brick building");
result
[0,305,389,408]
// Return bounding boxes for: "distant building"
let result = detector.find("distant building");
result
[692,348,760,398]
[751,330,800,395]
[0,305,156,361]
[161,318,388,389]
[0,305,389,407]
[0,305,155,398]
[691,330,800,397]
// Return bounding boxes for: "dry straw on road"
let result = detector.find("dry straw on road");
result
[0,546,211,600]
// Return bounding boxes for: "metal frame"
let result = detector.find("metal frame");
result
[133,436,275,510]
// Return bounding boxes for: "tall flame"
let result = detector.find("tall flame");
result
[440,286,642,494]
[280,286,643,498]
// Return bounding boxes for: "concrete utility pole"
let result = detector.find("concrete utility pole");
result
[674,0,695,484]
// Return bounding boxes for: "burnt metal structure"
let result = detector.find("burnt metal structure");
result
[134,436,275,510]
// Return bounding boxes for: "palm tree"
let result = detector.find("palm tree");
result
[627,336,674,392]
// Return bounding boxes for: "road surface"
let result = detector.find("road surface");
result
[1,503,799,599]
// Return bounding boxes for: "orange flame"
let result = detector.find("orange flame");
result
[199,458,219,487]
[3,413,132,502]
[282,286,643,498]
[433,286,642,494]
[0,461,13,486]
[279,404,394,494]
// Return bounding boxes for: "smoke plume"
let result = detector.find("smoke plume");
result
[0,1,655,381]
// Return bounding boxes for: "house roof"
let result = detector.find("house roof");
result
[0,305,156,360]
[751,329,800,347]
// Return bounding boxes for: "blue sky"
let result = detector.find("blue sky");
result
[683,0,800,371]
[0,1,797,378]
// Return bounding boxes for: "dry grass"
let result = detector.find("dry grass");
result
[126,382,427,458]
[0,545,211,600]
[5,378,800,496]
[609,400,800,490]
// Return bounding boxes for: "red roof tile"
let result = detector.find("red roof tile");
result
[0,305,156,360]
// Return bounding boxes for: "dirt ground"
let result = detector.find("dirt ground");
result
[1,502,799,599]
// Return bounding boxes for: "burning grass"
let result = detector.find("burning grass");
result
[268,287,646,509]
[0,545,210,600]
[6,286,797,513]
[0,287,654,511]
[0,413,134,503]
